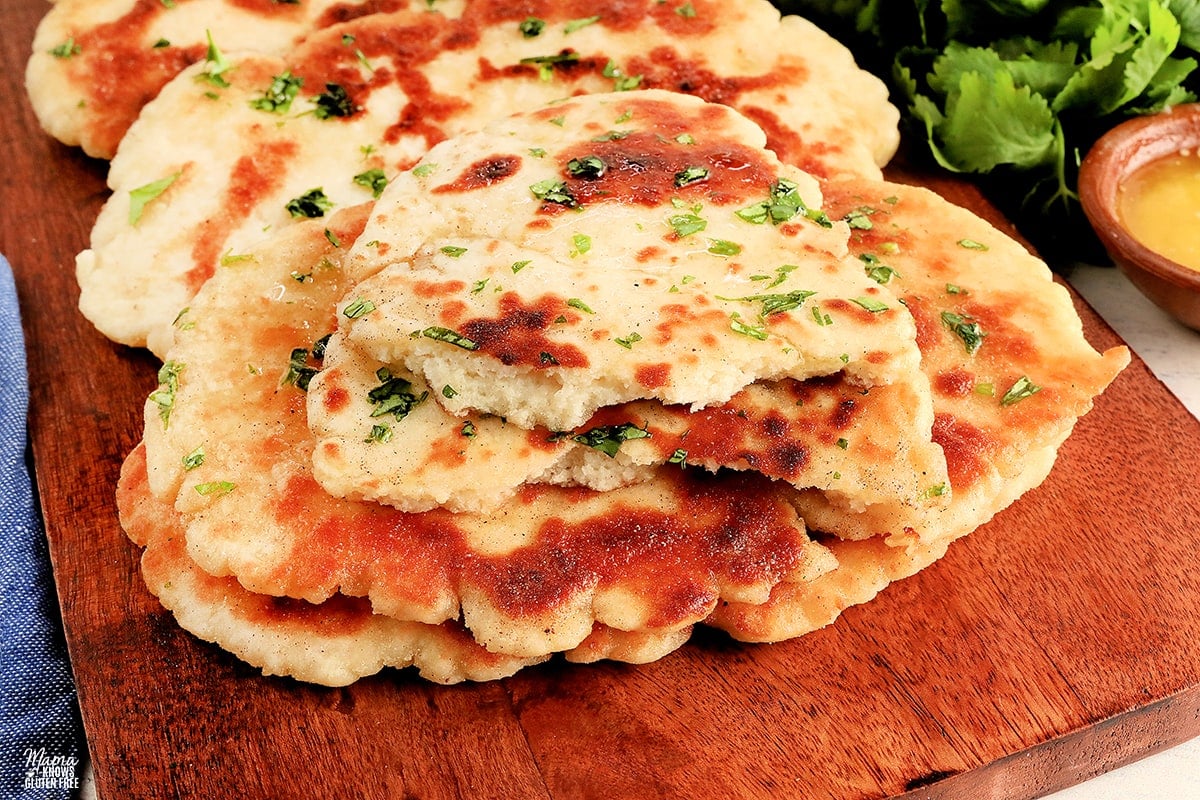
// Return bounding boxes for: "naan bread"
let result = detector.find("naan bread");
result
[708,179,1130,640]
[25,0,463,160]
[140,205,837,659]
[120,442,544,686]
[339,90,919,430]
[310,332,950,534]
[72,0,898,355]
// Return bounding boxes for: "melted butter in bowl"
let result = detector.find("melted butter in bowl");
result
[1117,148,1200,273]
[1080,103,1200,330]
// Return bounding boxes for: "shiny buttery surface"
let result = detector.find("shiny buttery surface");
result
[1117,149,1200,272]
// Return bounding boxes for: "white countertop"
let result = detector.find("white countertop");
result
[1041,264,1200,800]
[76,265,1199,800]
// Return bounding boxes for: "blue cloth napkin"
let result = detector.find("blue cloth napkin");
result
[0,256,84,798]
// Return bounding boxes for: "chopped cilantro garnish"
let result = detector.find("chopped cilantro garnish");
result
[312,83,357,119]
[676,2,697,17]
[730,312,768,340]
[843,207,875,230]
[564,15,601,33]
[529,178,578,207]
[836,437,849,450]
[941,311,986,354]
[250,72,302,113]
[567,298,594,314]
[129,172,181,225]
[149,361,184,428]
[614,332,642,349]
[342,298,376,319]
[674,165,710,187]
[707,239,742,256]
[353,168,388,198]
[718,289,816,318]
[512,260,531,272]
[198,31,232,88]
[281,346,319,391]
[194,481,235,497]
[461,420,478,438]
[601,59,643,91]
[324,228,341,248]
[368,367,428,420]
[570,233,592,256]
[590,130,631,142]
[667,448,688,466]
[668,213,707,237]
[851,296,889,313]
[958,239,989,251]
[811,305,832,326]
[442,385,458,398]
[1000,376,1042,406]
[285,188,333,219]
[520,51,580,80]
[572,423,650,457]
[50,38,81,59]
[567,155,606,179]
[736,179,831,227]
[441,245,468,258]
[860,255,899,285]
[365,424,393,444]
[412,163,437,177]
[422,326,479,350]
[182,447,205,471]
[519,17,545,37]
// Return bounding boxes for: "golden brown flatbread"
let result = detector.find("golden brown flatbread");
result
[70,0,897,354]
[120,442,545,686]
[139,204,837,661]
[25,0,461,160]
[709,179,1129,639]
[337,90,919,431]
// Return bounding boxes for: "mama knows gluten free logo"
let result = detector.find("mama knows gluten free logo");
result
[23,748,80,791]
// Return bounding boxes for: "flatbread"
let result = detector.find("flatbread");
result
[140,205,837,660]
[25,0,462,160]
[120,442,545,686]
[708,178,1130,639]
[71,0,898,355]
[309,332,951,542]
[338,90,919,431]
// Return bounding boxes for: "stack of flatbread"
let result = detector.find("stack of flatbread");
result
[29,0,1128,686]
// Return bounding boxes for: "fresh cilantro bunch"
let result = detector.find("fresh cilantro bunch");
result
[776,0,1200,260]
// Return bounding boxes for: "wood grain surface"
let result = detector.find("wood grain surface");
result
[5,2,1200,798]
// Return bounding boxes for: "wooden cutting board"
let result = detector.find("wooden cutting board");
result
[5,3,1199,798]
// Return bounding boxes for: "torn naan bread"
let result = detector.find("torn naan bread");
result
[309,330,951,542]
[72,0,898,355]
[139,205,837,660]
[708,178,1129,640]
[338,90,919,431]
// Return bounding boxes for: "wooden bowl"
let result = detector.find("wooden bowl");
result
[1078,103,1200,331]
